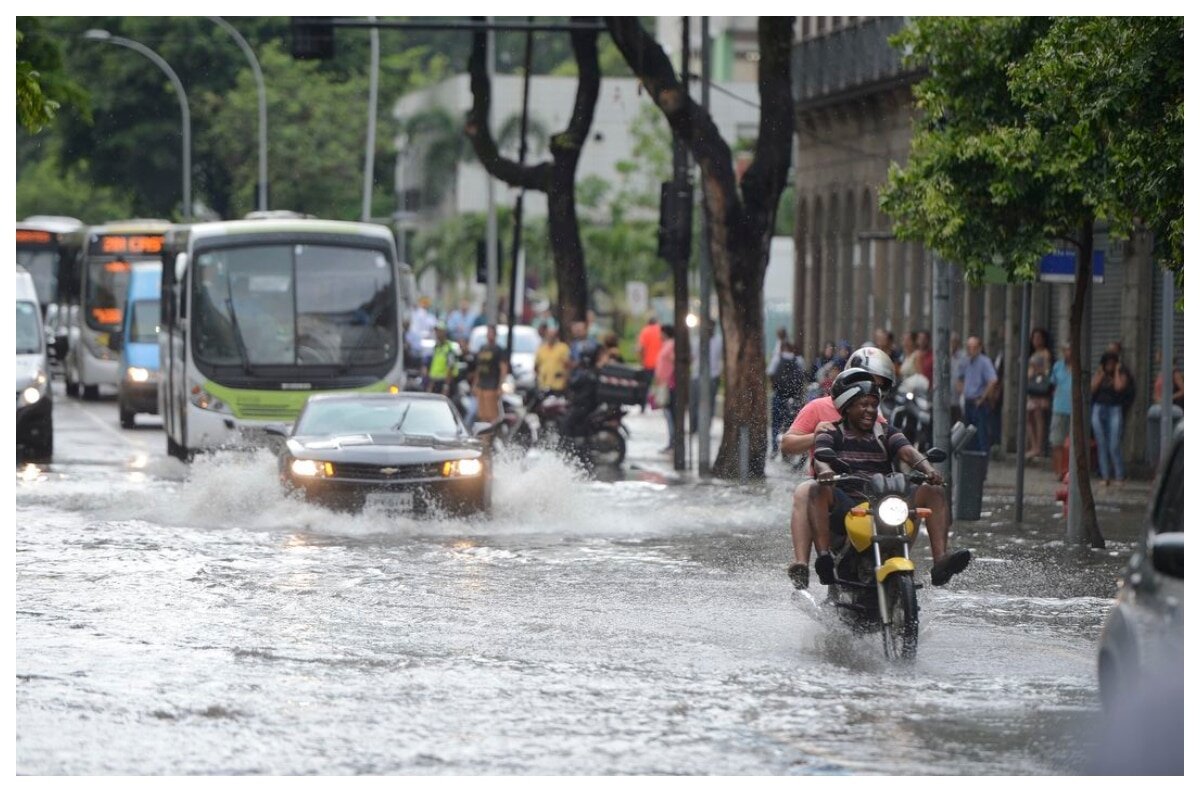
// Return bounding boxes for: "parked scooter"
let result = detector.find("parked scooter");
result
[889,377,932,452]
[813,445,948,661]
[512,388,628,467]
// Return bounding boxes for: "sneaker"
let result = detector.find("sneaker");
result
[930,548,972,587]
[814,553,835,585]
[787,562,809,590]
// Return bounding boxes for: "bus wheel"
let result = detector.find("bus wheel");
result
[167,435,190,462]
[82,385,100,401]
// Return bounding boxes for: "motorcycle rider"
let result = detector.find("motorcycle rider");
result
[562,344,601,442]
[809,368,971,588]
[780,345,896,589]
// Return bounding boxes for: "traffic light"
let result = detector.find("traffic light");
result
[476,238,504,284]
[657,181,692,261]
[291,17,335,60]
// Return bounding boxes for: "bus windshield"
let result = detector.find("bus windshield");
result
[16,248,58,307]
[128,299,161,344]
[85,259,132,331]
[192,243,397,370]
[17,301,42,354]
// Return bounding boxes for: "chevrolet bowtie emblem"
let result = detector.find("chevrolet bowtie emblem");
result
[380,467,400,475]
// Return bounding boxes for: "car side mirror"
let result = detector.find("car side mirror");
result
[1150,533,1184,579]
[262,423,290,438]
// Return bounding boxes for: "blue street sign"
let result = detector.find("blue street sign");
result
[1039,249,1105,283]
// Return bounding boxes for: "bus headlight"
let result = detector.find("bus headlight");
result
[188,382,232,414]
[877,496,910,527]
[442,458,483,477]
[126,367,151,383]
[290,459,332,478]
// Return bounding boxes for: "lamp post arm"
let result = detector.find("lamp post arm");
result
[210,17,268,211]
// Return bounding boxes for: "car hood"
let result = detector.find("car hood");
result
[16,353,45,390]
[286,433,482,464]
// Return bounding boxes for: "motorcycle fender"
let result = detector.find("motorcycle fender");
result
[845,503,874,553]
[875,557,915,583]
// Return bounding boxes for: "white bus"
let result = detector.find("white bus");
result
[16,215,84,363]
[61,219,171,399]
[159,218,416,459]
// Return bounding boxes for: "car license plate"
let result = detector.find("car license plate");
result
[367,492,415,512]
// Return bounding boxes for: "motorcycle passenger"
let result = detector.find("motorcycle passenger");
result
[562,345,600,440]
[780,345,896,590]
[809,368,970,588]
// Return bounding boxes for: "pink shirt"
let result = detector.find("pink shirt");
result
[787,396,885,474]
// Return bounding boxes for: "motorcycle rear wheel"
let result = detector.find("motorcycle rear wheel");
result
[882,573,919,660]
[588,427,626,467]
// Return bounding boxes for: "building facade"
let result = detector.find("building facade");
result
[790,16,1182,467]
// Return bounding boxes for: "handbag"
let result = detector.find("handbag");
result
[1028,373,1053,397]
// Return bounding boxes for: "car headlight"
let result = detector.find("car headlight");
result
[442,458,483,477]
[291,459,333,477]
[126,366,151,383]
[19,386,42,407]
[877,496,910,527]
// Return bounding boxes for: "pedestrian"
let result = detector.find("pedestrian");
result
[811,340,836,381]
[637,316,663,412]
[423,324,457,397]
[1049,342,1073,480]
[957,334,999,453]
[653,324,676,454]
[446,299,475,346]
[1025,327,1054,461]
[949,331,967,426]
[534,325,570,394]
[1091,350,1130,486]
[599,331,624,366]
[1152,350,1184,413]
[770,341,805,457]
[898,331,919,381]
[767,326,789,378]
[472,324,509,427]
[917,329,933,384]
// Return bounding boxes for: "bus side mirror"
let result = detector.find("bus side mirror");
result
[174,252,188,283]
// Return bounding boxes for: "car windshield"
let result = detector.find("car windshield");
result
[469,326,538,354]
[296,398,461,437]
[192,242,396,368]
[127,299,161,344]
[16,300,42,354]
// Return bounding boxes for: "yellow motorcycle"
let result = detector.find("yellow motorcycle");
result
[814,447,947,660]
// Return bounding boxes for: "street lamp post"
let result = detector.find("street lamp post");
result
[210,17,268,212]
[83,29,191,220]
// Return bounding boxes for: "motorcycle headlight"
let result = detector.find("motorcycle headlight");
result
[442,458,483,477]
[877,496,910,528]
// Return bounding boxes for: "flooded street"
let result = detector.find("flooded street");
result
[16,388,1142,774]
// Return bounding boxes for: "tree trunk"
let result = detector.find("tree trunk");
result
[464,18,598,325]
[1069,217,1104,547]
[607,16,794,479]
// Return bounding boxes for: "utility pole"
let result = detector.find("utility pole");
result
[670,16,693,472]
[506,21,534,364]
[361,16,379,222]
[1015,281,1031,521]
[932,253,952,490]
[697,16,713,477]
[485,18,499,324]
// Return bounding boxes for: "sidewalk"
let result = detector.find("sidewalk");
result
[620,405,1157,511]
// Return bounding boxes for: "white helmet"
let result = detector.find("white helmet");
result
[846,345,896,392]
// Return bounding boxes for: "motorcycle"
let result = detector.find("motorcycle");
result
[888,380,933,452]
[813,445,947,660]
[513,388,628,468]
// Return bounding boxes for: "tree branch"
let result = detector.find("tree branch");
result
[550,18,601,157]
[740,17,795,243]
[465,22,551,192]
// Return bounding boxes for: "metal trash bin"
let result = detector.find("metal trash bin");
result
[954,450,989,521]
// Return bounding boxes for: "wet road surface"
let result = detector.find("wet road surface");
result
[15,386,1148,774]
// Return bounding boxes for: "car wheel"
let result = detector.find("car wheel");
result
[65,364,80,398]
[28,418,53,461]
[82,384,100,401]
[120,407,135,429]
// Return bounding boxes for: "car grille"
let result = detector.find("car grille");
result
[329,462,442,481]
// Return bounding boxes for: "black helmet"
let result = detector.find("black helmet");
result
[831,367,883,415]
[578,343,599,369]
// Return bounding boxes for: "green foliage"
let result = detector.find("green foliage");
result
[881,17,1183,290]
[15,144,134,222]
[15,19,88,133]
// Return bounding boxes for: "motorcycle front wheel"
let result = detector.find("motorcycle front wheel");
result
[882,573,919,661]
[588,427,626,467]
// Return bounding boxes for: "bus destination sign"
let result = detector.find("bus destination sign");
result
[89,234,164,256]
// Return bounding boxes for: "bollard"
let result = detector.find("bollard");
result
[954,450,988,521]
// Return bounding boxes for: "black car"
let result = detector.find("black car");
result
[269,392,492,516]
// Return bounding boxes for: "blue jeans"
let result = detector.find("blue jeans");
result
[964,399,993,452]
[1091,402,1126,481]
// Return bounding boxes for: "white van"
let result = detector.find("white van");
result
[17,266,53,458]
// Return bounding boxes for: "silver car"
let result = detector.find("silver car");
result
[1094,423,1183,772]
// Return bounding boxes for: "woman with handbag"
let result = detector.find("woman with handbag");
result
[1025,327,1054,461]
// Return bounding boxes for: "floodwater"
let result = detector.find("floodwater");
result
[15,392,1147,774]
